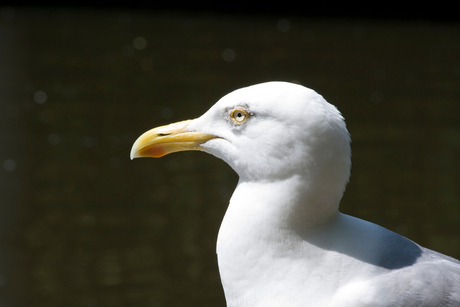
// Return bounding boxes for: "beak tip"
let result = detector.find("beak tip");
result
[130,146,140,160]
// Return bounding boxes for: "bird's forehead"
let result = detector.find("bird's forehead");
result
[201,83,329,127]
[215,87,301,113]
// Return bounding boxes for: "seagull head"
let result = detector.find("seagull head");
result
[131,81,351,189]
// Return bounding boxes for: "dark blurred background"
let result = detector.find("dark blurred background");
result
[0,3,459,307]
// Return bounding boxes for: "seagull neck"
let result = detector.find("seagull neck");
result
[216,174,343,302]
[222,175,340,238]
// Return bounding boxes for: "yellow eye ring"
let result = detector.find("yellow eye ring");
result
[230,109,249,123]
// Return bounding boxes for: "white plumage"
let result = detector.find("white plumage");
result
[131,81,460,306]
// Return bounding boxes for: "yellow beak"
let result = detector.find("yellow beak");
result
[130,119,218,159]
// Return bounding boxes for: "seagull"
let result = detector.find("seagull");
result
[130,81,460,306]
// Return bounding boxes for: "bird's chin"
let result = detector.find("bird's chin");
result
[200,138,236,162]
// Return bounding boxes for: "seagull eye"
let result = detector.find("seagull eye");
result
[230,109,249,123]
